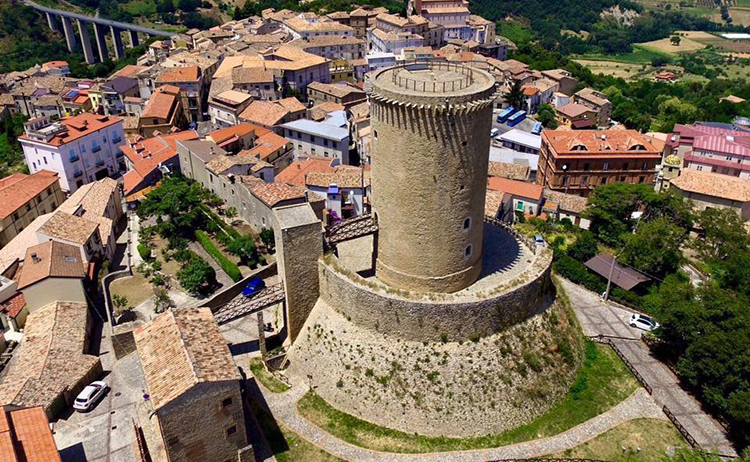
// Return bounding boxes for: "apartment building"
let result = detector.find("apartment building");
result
[238,98,306,133]
[282,13,354,39]
[281,111,350,164]
[667,123,750,180]
[536,129,662,197]
[209,90,254,128]
[670,169,750,220]
[0,171,64,249]
[541,69,580,96]
[99,77,139,116]
[138,85,188,138]
[574,87,612,127]
[287,35,365,61]
[230,68,282,100]
[122,131,200,197]
[306,82,367,108]
[19,114,125,193]
[155,66,204,122]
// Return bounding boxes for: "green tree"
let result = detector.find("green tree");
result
[178,0,200,11]
[227,234,259,266]
[619,218,686,278]
[225,206,237,220]
[137,176,207,236]
[157,0,175,13]
[670,35,682,46]
[260,227,275,250]
[567,230,598,262]
[585,183,653,246]
[112,294,130,315]
[177,254,217,295]
[536,103,558,129]
[651,55,670,67]
[693,207,750,262]
[153,287,173,313]
[504,80,525,109]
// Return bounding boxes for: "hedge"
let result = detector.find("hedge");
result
[200,205,241,240]
[195,230,242,282]
[137,243,152,261]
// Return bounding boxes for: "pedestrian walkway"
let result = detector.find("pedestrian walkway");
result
[559,278,737,457]
[255,381,664,462]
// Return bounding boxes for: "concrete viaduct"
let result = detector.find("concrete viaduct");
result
[22,0,176,65]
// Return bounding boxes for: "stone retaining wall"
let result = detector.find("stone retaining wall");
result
[318,248,554,343]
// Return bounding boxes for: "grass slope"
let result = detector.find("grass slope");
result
[297,341,640,454]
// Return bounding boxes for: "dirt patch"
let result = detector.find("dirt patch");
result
[110,273,153,308]
[640,37,706,54]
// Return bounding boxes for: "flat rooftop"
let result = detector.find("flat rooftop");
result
[371,62,495,101]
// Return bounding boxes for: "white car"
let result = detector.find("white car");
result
[629,314,659,332]
[490,128,500,138]
[73,381,108,412]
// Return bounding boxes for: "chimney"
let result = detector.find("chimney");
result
[31,253,40,263]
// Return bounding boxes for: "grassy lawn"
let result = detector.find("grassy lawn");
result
[496,19,534,44]
[109,272,152,308]
[248,397,344,462]
[577,45,673,64]
[296,341,640,453]
[550,418,687,461]
[250,358,290,393]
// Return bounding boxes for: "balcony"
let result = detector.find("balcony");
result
[74,170,83,178]
[95,160,105,167]
[112,136,122,144]
[115,150,124,158]
[92,145,101,153]
[68,155,79,163]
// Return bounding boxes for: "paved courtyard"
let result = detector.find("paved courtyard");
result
[53,339,147,461]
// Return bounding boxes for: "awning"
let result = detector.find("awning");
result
[584,254,651,291]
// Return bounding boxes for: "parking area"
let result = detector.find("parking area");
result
[53,351,147,462]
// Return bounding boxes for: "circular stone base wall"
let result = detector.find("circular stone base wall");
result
[287,288,583,438]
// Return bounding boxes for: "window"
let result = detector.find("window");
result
[583,163,590,171]
[561,176,569,186]
[639,176,646,184]
[464,244,472,258]
[226,425,237,437]
[601,177,607,185]
[603,162,609,171]
[642,162,648,170]
[323,139,329,147]
[43,157,47,164]
[221,397,233,408]
[623,162,629,170]
[581,176,588,186]
[463,217,471,230]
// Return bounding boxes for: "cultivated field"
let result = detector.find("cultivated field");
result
[639,36,707,54]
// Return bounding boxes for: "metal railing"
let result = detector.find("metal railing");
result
[390,60,475,93]
[662,405,699,449]
[590,335,653,395]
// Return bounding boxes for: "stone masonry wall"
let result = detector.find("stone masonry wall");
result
[157,381,247,462]
[318,248,554,343]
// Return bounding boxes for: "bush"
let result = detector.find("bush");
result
[554,254,606,294]
[227,234,259,267]
[137,243,152,261]
[195,230,242,282]
[567,231,598,263]
[200,205,241,240]
[260,227,275,250]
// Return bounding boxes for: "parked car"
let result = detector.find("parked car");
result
[242,277,266,298]
[629,313,659,331]
[490,128,500,138]
[534,235,545,246]
[73,381,108,412]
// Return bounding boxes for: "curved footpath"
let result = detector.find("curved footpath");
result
[255,380,665,462]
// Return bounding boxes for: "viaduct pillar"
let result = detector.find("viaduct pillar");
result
[111,27,125,59]
[61,16,77,53]
[93,23,109,62]
[46,12,62,33]
[128,30,139,47]
[77,19,97,64]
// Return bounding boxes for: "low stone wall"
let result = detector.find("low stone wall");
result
[319,248,554,343]
[203,262,278,312]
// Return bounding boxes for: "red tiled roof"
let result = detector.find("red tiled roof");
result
[209,123,268,145]
[0,292,25,318]
[18,113,122,147]
[0,407,61,462]
[0,170,59,220]
[156,65,200,83]
[122,131,199,195]
[275,157,336,187]
[487,176,543,200]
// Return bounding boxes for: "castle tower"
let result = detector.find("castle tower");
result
[369,62,497,293]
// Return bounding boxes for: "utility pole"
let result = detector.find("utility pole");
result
[604,253,616,301]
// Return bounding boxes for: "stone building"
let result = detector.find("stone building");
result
[134,308,250,462]
[670,169,750,220]
[0,171,64,250]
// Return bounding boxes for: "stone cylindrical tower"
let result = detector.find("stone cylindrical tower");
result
[369,62,497,293]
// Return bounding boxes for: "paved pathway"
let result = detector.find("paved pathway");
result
[560,278,737,457]
[255,379,663,462]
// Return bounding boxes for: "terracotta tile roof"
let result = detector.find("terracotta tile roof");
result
[305,166,368,189]
[18,113,122,147]
[141,85,180,120]
[0,407,61,462]
[238,98,304,127]
[17,241,85,290]
[0,292,25,319]
[38,211,98,246]
[122,131,199,194]
[134,308,239,410]
[488,176,543,200]
[575,87,610,106]
[288,35,363,48]
[110,64,144,79]
[250,181,307,207]
[231,67,277,85]
[212,89,253,106]
[310,102,345,121]
[485,190,505,217]
[156,65,200,83]
[276,157,336,186]
[59,177,117,218]
[0,170,59,220]
[244,130,291,161]
[543,189,588,214]
[542,129,661,155]
[488,161,530,181]
[0,301,99,412]
[670,169,750,203]
[556,103,593,119]
[283,16,353,33]
[307,81,365,100]
[0,214,53,274]
[213,46,327,78]
[209,123,267,145]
